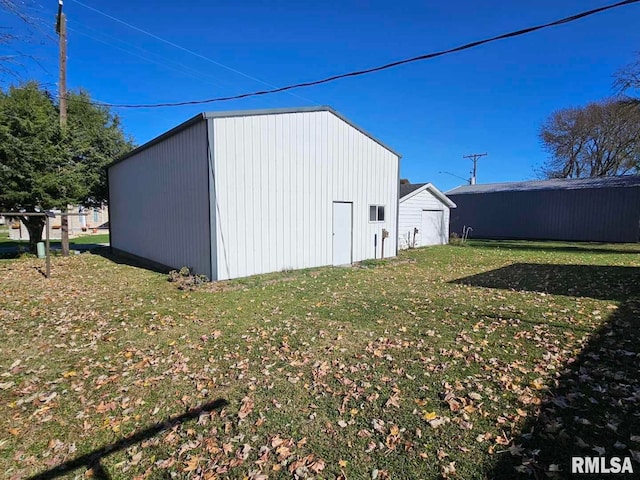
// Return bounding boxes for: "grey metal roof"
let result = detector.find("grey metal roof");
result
[446,175,640,195]
[399,182,456,208]
[109,106,401,168]
[400,183,427,198]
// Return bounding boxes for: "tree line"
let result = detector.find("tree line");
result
[539,55,640,179]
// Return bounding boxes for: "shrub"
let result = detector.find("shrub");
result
[168,267,210,290]
[449,232,465,246]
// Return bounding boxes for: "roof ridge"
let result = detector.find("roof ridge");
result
[447,175,640,195]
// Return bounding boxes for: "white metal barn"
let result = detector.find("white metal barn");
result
[108,107,401,281]
[398,183,456,249]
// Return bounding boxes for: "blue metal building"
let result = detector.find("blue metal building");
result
[447,176,640,243]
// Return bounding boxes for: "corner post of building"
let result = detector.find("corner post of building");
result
[45,214,51,278]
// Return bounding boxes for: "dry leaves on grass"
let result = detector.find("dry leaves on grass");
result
[0,246,638,479]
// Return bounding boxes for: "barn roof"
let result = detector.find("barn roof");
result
[400,182,456,207]
[109,106,401,168]
[447,175,640,195]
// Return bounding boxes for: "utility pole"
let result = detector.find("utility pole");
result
[463,153,487,185]
[56,0,67,128]
[56,0,70,256]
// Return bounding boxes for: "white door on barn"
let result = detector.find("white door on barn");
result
[332,202,353,265]
[420,210,444,246]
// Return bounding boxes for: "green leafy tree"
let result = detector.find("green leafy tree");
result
[65,89,134,205]
[0,82,134,250]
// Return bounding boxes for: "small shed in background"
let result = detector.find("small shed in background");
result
[447,175,640,243]
[398,183,456,249]
[108,106,400,280]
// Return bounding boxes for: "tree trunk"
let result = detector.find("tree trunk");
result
[61,210,69,256]
[20,216,45,252]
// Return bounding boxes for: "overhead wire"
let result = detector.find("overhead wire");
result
[67,25,229,89]
[65,0,640,109]
[67,0,318,105]
[66,24,282,110]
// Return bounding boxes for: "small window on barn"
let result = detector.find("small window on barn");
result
[369,205,385,222]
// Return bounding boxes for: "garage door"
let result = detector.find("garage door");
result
[420,210,444,246]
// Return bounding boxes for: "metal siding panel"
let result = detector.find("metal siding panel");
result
[232,118,246,278]
[449,186,640,242]
[213,120,231,279]
[395,159,400,254]
[319,114,327,265]
[293,116,303,269]
[303,113,312,267]
[443,208,450,244]
[108,120,210,276]
[274,116,283,270]
[280,115,290,269]
[212,110,399,279]
[206,120,218,281]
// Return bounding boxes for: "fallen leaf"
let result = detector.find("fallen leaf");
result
[238,396,254,420]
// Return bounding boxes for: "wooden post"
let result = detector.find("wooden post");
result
[57,1,70,256]
[57,2,67,129]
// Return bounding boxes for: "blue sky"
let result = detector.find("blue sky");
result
[3,0,639,191]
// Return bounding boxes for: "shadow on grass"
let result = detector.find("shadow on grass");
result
[468,239,640,256]
[0,242,108,259]
[93,247,173,275]
[452,264,640,478]
[26,398,228,480]
[451,263,640,301]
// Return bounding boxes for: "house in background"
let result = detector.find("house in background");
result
[398,183,456,249]
[8,205,109,241]
[108,106,401,280]
[447,175,640,242]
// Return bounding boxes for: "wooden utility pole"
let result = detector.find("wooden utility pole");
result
[463,153,487,185]
[56,0,70,256]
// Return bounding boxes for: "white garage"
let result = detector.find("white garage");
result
[108,107,400,280]
[398,183,456,249]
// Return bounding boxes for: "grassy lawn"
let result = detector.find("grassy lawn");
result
[0,233,109,248]
[0,242,639,479]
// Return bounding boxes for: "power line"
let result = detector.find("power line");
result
[67,25,283,111]
[67,26,229,88]
[70,0,640,109]
[439,171,471,184]
[67,0,317,105]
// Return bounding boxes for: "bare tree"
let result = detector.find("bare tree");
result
[539,99,640,179]
[615,53,640,97]
[1,0,51,81]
